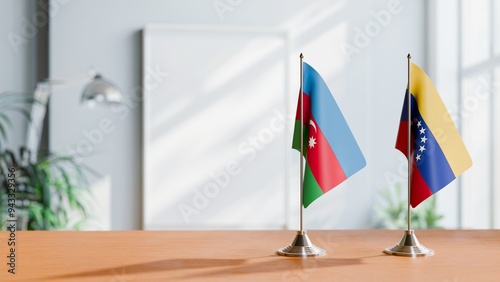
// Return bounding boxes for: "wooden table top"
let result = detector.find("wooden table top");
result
[0,229,499,281]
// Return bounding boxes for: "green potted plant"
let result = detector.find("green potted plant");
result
[0,92,93,230]
[374,181,444,229]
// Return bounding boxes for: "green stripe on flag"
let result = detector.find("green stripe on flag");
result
[303,164,324,208]
[292,120,309,153]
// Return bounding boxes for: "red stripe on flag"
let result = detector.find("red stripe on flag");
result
[410,162,433,208]
[396,121,416,157]
[295,91,311,123]
[395,121,408,155]
[306,116,347,193]
[397,120,432,207]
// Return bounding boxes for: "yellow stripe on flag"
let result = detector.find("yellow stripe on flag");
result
[409,62,472,176]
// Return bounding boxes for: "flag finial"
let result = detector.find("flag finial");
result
[407,53,411,59]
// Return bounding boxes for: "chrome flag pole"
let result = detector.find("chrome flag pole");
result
[300,52,304,233]
[277,53,325,257]
[383,54,434,257]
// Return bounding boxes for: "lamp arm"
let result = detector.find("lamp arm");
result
[43,67,96,90]
[26,68,96,160]
[25,68,121,160]
[25,83,51,162]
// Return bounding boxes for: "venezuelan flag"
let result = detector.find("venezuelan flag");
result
[293,62,366,208]
[396,62,472,208]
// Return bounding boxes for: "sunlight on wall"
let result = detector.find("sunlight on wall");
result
[144,27,287,229]
[143,0,425,230]
[48,0,429,230]
[88,175,111,230]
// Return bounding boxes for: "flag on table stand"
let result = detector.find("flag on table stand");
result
[292,62,366,208]
[384,55,472,257]
[395,62,472,208]
[277,55,365,257]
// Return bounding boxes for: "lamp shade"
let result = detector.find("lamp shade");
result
[81,74,122,105]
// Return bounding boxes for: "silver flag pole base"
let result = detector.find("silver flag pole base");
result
[277,230,326,257]
[383,230,434,257]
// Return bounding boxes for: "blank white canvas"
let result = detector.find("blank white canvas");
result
[143,25,290,229]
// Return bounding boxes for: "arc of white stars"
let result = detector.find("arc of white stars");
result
[415,118,428,162]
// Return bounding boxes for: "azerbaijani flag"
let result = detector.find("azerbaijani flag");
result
[395,62,472,207]
[292,62,366,208]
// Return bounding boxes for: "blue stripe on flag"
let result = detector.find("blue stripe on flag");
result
[413,101,456,193]
[302,62,366,177]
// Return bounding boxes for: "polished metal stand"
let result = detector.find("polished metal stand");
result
[277,230,326,257]
[384,230,434,257]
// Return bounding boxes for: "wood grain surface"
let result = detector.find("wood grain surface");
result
[0,230,499,281]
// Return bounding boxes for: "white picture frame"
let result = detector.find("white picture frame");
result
[142,24,291,230]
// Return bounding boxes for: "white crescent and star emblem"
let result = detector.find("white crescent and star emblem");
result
[308,120,317,149]
[309,120,317,133]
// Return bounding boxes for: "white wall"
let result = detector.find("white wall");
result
[429,0,500,229]
[0,0,37,150]
[49,0,426,230]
